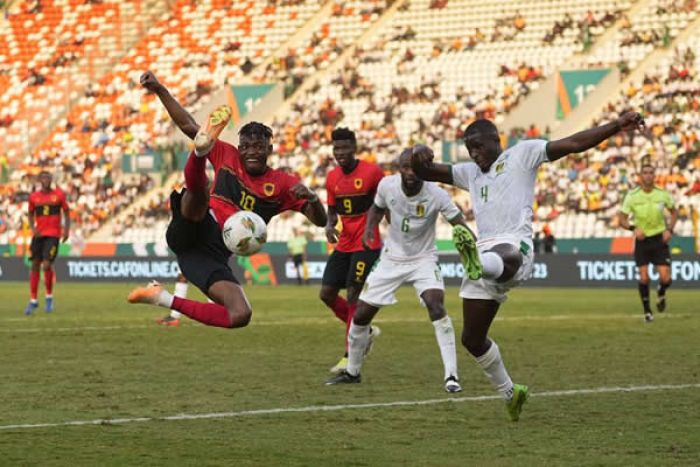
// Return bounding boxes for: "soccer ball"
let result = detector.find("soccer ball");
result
[222,211,267,256]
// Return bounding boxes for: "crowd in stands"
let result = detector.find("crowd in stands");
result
[533,47,700,234]
[542,9,622,48]
[1,0,699,245]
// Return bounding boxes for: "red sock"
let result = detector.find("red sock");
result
[329,296,349,322]
[29,270,40,300]
[344,302,357,352]
[44,268,54,295]
[172,297,232,328]
[184,153,208,192]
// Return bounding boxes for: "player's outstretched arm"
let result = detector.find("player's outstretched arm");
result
[140,71,200,140]
[547,112,644,162]
[410,144,454,184]
[362,204,385,250]
[290,183,327,227]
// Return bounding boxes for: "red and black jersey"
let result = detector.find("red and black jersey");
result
[326,160,384,252]
[28,188,69,238]
[202,140,308,230]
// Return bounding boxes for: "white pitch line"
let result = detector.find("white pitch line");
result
[0,383,697,431]
[0,313,691,333]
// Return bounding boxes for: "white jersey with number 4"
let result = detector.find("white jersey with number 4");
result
[451,139,549,245]
[374,174,461,261]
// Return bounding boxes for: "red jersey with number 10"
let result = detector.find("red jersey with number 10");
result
[28,188,68,238]
[326,160,384,252]
[203,140,308,229]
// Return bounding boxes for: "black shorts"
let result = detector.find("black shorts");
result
[30,236,59,262]
[165,190,239,295]
[292,254,304,267]
[322,248,380,289]
[634,234,671,267]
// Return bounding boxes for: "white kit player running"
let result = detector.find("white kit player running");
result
[410,112,646,421]
[326,149,472,392]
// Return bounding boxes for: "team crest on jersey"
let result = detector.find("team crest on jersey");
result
[495,162,505,174]
[416,203,426,217]
[263,183,275,196]
[354,178,363,190]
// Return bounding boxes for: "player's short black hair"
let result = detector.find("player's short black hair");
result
[463,119,498,140]
[239,121,272,140]
[331,127,356,142]
[398,147,413,163]
[38,170,52,177]
[640,162,655,170]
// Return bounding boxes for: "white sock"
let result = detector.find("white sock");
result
[475,340,514,400]
[480,251,504,279]
[432,316,458,380]
[170,282,188,319]
[194,132,214,157]
[156,289,174,308]
[346,322,371,376]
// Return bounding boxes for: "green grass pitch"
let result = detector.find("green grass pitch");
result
[1,282,699,466]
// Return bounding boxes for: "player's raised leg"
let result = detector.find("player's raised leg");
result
[421,289,461,393]
[181,105,232,222]
[462,298,528,421]
[128,279,251,329]
[156,273,188,326]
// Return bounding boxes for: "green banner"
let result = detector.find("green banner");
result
[231,84,275,119]
[556,69,609,120]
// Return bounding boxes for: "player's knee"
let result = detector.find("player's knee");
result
[461,330,487,356]
[319,288,337,306]
[426,303,446,321]
[638,278,650,286]
[488,244,522,283]
[41,261,52,271]
[226,305,252,328]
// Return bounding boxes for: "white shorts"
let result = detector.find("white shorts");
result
[459,238,534,304]
[359,256,444,307]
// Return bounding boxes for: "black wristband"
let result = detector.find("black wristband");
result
[627,225,636,232]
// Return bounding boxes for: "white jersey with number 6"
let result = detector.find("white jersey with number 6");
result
[374,174,461,262]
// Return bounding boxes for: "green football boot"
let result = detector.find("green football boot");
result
[453,225,482,280]
[506,383,529,422]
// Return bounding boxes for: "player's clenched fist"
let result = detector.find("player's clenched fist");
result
[289,182,318,201]
[140,71,163,94]
[410,144,434,170]
[615,111,645,132]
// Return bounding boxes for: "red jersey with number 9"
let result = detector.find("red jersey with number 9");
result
[326,160,384,252]
[28,188,68,237]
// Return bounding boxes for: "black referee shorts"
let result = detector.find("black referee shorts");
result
[634,234,671,267]
[165,190,239,295]
[322,248,380,289]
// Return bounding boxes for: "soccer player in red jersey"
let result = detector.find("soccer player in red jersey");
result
[25,171,70,315]
[128,72,327,329]
[321,128,384,373]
